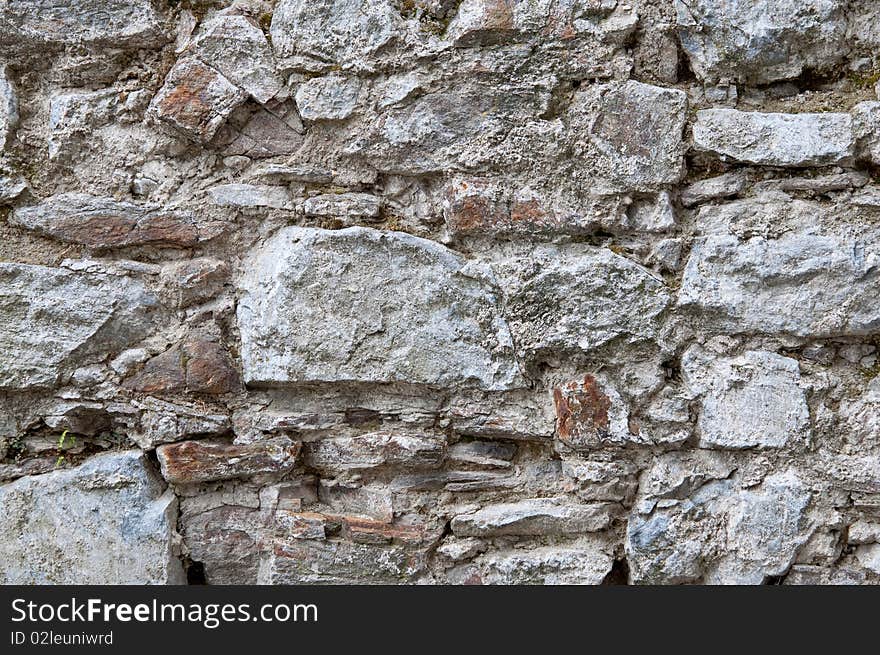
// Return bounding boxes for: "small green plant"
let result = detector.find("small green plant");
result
[55,430,75,467]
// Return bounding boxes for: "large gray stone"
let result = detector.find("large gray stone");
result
[271,0,407,69]
[0,451,183,584]
[627,468,813,584]
[683,349,811,449]
[693,109,854,167]
[237,226,522,390]
[0,0,166,49]
[675,0,848,84]
[506,248,671,361]
[0,263,156,389]
[679,227,880,338]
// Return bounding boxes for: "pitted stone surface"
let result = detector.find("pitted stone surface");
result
[237,226,522,390]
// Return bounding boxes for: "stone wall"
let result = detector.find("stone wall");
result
[1,0,880,585]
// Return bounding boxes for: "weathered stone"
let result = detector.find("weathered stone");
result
[855,544,880,575]
[157,438,301,484]
[0,0,166,50]
[304,433,446,473]
[570,81,688,192]
[159,258,229,308]
[683,349,811,449]
[265,537,431,584]
[129,397,231,450]
[627,470,813,584]
[208,183,291,209]
[692,109,854,167]
[47,89,118,160]
[448,440,516,469]
[188,14,283,104]
[237,226,522,390]
[0,175,26,203]
[0,65,17,151]
[680,171,749,207]
[270,0,407,70]
[853,101,880,166]
[0,451,182,584]
[675,0,847,84]
[451,498,612,537]
[295,74,361,121]
[124,339,240,396]
[506,248,670,361]
[848,520,880,545]
[11,193,225,248]
[148,59,248,144]
[442,179,635,238]
[215,101,305,158]
[679,201,880,337]
[471,539,614,585]
[0,263,156,389]
[302,193,381,219]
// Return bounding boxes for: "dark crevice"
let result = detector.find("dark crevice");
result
[602,558,630,585]
[185,559,207,585]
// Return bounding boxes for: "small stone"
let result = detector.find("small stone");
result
[157,438,301,484]
[0,175,27,203]
[148,58,248,144]
[0,451,183,584]
[302,192,381,219]
[570,81,688,191]
[474,539,614,585]
[295,74,361,121]
[110,348,151,376]
[0,65,18,151]
[188,13,283,104]
[208,183,292,209]
[124,338,240,395]
[853,101,880,166]
[270,0,406,69]
[506,248,670,361]
[627,470,813,584]
[855,544,880,575]
[678,200,880,337]
[680,171,749,207]
[451,498,613,537]
[692,109,854,167]
[11,193,226,248]
[848,521,880,545]
[683,349,811,449]
[47,89,118,160]
[304,433,446,473]
[159,258,229,308]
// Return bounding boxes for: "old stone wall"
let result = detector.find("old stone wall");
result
[1,0,880,585]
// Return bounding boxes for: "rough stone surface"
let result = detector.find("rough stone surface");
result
[693,109,855,167]
[0,264,156,388]
[237,226,522,390]
[675,0,848,85]
[11,193,226,248]
[683,350,811,449]
[0,451,183,584]
[0,0,166,50]
[3,0,880,587]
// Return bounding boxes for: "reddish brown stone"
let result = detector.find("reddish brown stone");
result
[124,338,240,395]
[553,375,612,449]
[157,438,301,484]
[10,194,227,249]
[148,58,247,143]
